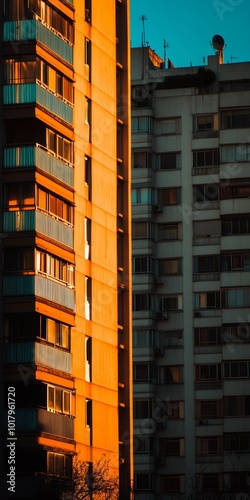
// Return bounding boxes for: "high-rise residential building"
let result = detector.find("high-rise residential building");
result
[132,43,250,498]
[0,1,133,498]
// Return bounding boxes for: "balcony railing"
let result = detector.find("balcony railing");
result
[4,82,73,125]
[4,342,72,374]
[3,275,75,311]
[4,408,74,439]
[4,210,73,248]
[3,19,73,65]
[4,144,74,187]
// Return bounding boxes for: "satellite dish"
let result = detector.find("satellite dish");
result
[212,34,225,51]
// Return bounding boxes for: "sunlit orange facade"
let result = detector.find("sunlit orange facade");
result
[0,0,133,498]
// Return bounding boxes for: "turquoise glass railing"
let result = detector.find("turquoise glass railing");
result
[4,145,74,187]
[3,275,75,311]
[4,342,72,374]
[3,210,74,248]
[3,20,73,65]
[4,83,73,125]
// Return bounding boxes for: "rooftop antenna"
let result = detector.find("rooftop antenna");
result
[164,39,169,68]
[230,55,238,62]
[139,15,147,47]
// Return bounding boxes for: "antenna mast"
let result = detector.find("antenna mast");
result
[139,15,147,47]
[164,39,169,68]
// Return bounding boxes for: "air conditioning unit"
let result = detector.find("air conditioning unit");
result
[156,456,165,466]
[153,205,162,213]
[154,347,164,356]
[156,312,168,320]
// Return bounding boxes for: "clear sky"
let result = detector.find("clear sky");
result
[130,0,250,68]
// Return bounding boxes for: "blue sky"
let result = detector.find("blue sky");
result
[130,0,250,67]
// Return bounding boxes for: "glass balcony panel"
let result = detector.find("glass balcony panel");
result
[3,20,73,65]
[4,408,74,439]
[4,342,72,374]
[4,83,73,125]
[4,145,73,187]
[3,275,75,311]
[4,210,73,248]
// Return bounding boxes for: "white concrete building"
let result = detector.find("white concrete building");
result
[132,44,250,498]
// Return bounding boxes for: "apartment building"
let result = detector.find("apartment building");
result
[0,0,133,498]
[132,44,250,498]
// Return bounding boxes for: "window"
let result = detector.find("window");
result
[222,324,250,344]
[224,396,250,416]
[160,438,184,456]
[85,277,91,320]
[133,364,155,382]
[193,255,220,273]
[132,116,153,133]
[159,330,183,348]
[85,38,91,81]
[134,400,154,419]
[196,400,220,418]
[198,437,220,455]
[46,129,73,164]
[194,184,219,203]
[134,437,154,454]
[164,400,184,419]
[85,97,91,124]
[222,216,250,236]
[132,187,152,204]
[133,330,154,347]
[133,256,154,274]
[47,385,72,415]
[36,59,73,102]
[201,474,219,492]
[195,327,221,346]
[85,337,91,382]
[222,288,250,308]
[132,221,152,239]
[132,293,152,311]
[133,151,152,169]
[5,184,35,210]
[85,155,91,200]
[159,475,184,494]
[158,258,182,276]
[194,219,221,238]
[36,250,75,287]
[224,361,250,379]
[157,152,180,170]
[4,247,34,272]
[84,218,91,260]
[134,473,154,491]
[160,295,182,311]
[230,472,250,493]
[194,292,221,309]
[41,317,70,349]
[47,452,72,478]
[158,223,182,241]
[221,181,250,199]
[4,58,36,84]
[196,364,221,381]
[193,149,219,168]
[193,114,218,132]
[221,144,250,162]
[221,253,250,271]
[85,0,91,23]
[220,108,250,129]
[158,117,180,135]
[224,433,250,453]
[159,188,181,205]
[160,366,183,384]
[37,187,73,224]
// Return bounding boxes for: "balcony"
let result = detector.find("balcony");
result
[4,144,74,187]
[4,407,74,440]
[3,275,75,312]
[4,210,73,249]
[4,82,73,125]
[3,19,73,65]
[4,342,72,374]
